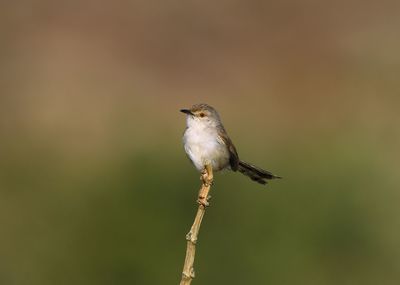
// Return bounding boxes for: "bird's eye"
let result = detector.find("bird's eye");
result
[199,113,205,118]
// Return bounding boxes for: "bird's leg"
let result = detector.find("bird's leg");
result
[200,164,214,186]
[205,164,214,186]
[198,164,213,206]
[200,168,207,182]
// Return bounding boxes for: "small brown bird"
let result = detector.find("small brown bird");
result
[180,104,281,187]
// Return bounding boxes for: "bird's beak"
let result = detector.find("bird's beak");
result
[180,109,193,115]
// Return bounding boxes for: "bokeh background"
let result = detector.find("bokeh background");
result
[1,1,400,284]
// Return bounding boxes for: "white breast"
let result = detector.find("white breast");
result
[183,118,230,172]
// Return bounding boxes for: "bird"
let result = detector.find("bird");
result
[180,103,280,204]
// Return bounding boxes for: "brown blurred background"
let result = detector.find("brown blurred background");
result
[1,1,400,284]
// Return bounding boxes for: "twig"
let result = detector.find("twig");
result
[179,165,213,285]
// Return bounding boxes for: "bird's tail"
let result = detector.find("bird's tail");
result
[238,160,281,185]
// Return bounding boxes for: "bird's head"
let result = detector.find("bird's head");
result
[180,104,221,128]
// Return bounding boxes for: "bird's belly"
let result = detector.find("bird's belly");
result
[184,132,229,172]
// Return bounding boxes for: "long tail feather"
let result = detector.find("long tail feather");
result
[237,160,281,185]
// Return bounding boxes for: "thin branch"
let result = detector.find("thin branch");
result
[179,166,213,285]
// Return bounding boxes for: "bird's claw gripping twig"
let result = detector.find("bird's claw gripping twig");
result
[197,165,213,206]
[200,168,214,187]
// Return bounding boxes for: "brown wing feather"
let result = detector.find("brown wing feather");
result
[217,127,239,171]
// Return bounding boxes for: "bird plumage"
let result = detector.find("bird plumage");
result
[181,103,281,185]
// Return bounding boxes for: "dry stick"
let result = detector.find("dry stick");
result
[180,166,213,285]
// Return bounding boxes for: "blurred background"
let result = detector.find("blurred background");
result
[1,1,400,284]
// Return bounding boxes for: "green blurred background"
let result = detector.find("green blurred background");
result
[1,1,400,284]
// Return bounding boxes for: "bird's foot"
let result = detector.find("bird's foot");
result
[200,170,214,186]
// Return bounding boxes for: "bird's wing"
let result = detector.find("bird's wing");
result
[217,128,239,171]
